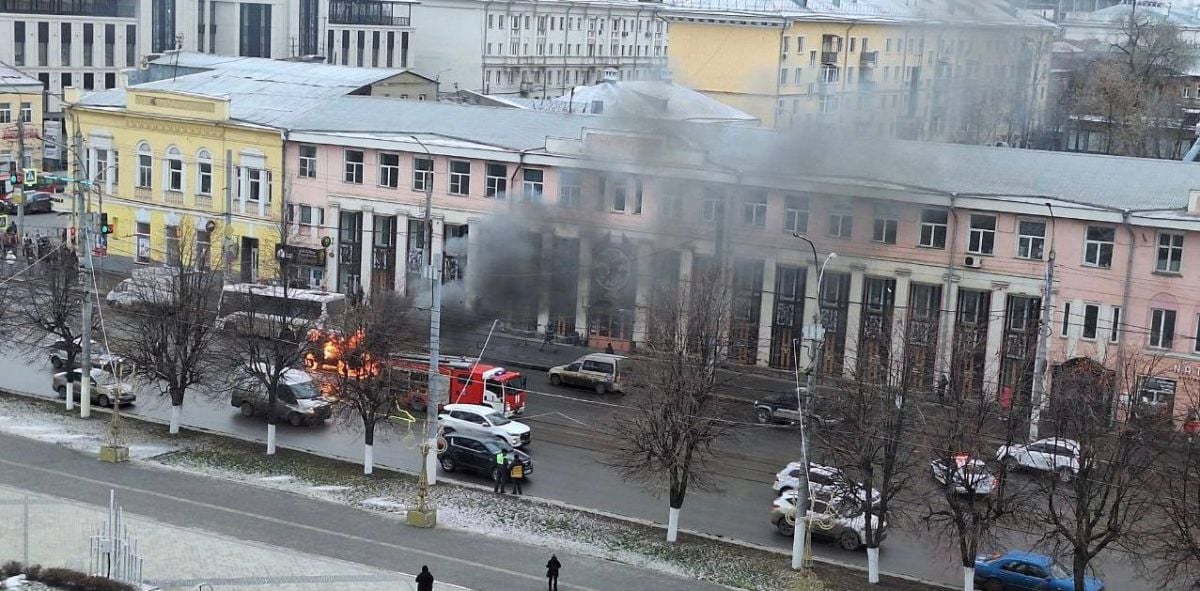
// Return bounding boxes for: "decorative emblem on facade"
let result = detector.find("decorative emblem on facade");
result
[592,246,632,292]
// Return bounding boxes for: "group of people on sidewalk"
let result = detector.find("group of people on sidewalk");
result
[415,555,561,591]
[492,448,526,495]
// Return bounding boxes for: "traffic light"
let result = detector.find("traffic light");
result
[99,213,113,235]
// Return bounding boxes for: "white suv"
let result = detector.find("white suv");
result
[773,461,881,506]
[996,437,1081,481]
[439,403,531,448]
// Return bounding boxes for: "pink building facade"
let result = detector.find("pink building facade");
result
[283,97,1200,429]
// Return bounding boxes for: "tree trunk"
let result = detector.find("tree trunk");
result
[962,566,975,591]
[364,423,375,475]
[65,382,74,411]
[867,546,881,584]
[169,404,182,434]
[1073,552,1088,591]
[266,423,277,455]
[666,506,681,543]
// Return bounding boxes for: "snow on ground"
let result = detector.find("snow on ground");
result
[0,396,182,460]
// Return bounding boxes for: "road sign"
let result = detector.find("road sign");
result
[21,169,37,187]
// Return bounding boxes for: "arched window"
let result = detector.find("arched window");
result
[196,149,213,196]
[136,142,153,188]
[165,146,184,193]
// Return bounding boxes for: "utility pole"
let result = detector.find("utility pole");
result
[75,128,92,419]
[1029,203,1056,440]
[15,112,25,239]
[408,140,441,528]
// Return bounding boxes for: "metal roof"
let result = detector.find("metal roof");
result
[544,80,760,124]
[0,63,42,92]
[663,0,1054,28]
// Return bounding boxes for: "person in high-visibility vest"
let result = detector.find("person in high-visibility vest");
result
[509,452,524,495]
[493,449,507,493]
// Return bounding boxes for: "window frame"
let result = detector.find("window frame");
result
[1150,308,1176,349]
[1061,301,1072,337]
[412,156,433,192]
[448,159,471,196]
[165,146,184,193]
[1082,303,1099,340]
[872,205,898,244]
[827,211,852,239]
[1083,226,1115,269]
[967,213,996,255]
[136,143,153,189]
[919,209,948,249]
[1155,232,1184,274]
[378,152,400,189]
[485,162,507,199]
[1016,219,1046,260]
[196,149,213,196]
[343,149,364,184]
[1109,306,1122,343]
[522,168,544,202]
[558,170,581,208]
[785,194,810,234]
[743,193,768,228]
[298,145,317,179]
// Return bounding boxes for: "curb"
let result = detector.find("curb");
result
[0,386,955,591]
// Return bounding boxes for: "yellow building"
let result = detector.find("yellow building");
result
[1,63,44,172]
[665,0,1055,143]
[64,52,426,280]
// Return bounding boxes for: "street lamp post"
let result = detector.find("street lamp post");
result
[790,232,836,570]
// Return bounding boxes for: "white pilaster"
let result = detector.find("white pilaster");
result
[464,218,482,310]
[394,212,409,295]
[890,270,912,384]
[631,242,653,345]
[842,266,866,378]
[935,282,960,379]
[537,232,556,333]
[575,236,591,338]
[800,263,820,370]
[756,259,777,367]
[359,207,375,299]
[984,283,1009,398]
[327,203,340,290]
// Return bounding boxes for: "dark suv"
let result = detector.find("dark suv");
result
[438,433,532,482]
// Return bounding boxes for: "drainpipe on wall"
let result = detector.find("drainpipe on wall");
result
[1115,209,1135,426]
[937,193,959,381]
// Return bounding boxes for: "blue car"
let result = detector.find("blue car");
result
[974,551,1104,591]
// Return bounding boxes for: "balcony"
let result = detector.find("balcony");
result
[859,51,878,68]
[818,80,838,95]
[329,0,412,27]
[821,51,839,65]
[0,0,136,18]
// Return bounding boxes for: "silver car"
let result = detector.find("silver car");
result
[52,369,136,407]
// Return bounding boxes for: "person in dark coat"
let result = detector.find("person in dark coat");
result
[415,565,434,591]
[604,343,615,355]
[546,554,561,591]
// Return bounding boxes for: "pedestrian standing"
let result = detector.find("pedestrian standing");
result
[604,343,614,355]
[493,448,507,493]
[415,565,434,591]
[509,452,524,495]
[540,328,554,352]
[546,554,561,591]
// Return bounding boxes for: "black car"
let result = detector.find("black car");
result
[438,433,532,482]
[6,191,54,214]
[753,392,839,426]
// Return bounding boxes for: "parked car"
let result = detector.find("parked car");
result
[106,276,173,307]
[773,461,881,506]
[547,353,625,394]
[438,403,531,447]
[5,191,54,214]
[974,551,1103,591]
[230,366,332,426]
[770,490,885,551]
[931,455,996,495]
[438,432,532,481]
[996,438,1081,481]
[752,392,837,426]
[47,336,124,371]
[52,368,135,408]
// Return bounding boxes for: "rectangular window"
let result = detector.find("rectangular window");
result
[0,103,8,124]
[344,149,364,184]
[135,221,151,263]
[299,205,324,228]
[779,68,788,85]
[872,205,897,244]
[1082,304,1099,340]
[785,194,809,234]
[1194,314,1200,353]
[37,21,47,66]
[104,23,114,67]
[245,168,267,202]
[485,163,507,198]
[379,152,400,188]
[559,170,581,207]
[702,197,723,223]
[1084,226,1114,268]
[449,160,470,195]
[14,21,25,66]
[167,157,183,192]
[522,168,544,201]
[413,157,433,191]
[1061,302,1072,337]
[1110,307,1121,343]
[83,73,94,90]
[828,211,852,239]
[920,209,948,248]
[126,24,136,67]
[61,23,71,66]
[1156,232,1184,274]
[137,153,152,188]
[967,214,996,255]
[611,178,627,212]
[198,160,212,195]
[19,103,31,123]
[1150,308,1176,349]
[298,145,317,178]
[1017,220,1046,260]
[743,193,767,228]
[83,23,92,66]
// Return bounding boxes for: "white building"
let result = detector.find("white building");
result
[415,0,669,97]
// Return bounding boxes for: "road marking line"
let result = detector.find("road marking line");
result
[0,456,603,591]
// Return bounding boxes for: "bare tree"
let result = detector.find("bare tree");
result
[11,245,94,370]
[109,223,222,434]
[1031,350,1161,591]
[324,292,419,474]
[604,263,734,543]
[1150,418,1200,590]
[817,329,923,584]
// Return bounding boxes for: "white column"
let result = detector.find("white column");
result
[631,242,653,346]
[431,216,445,279]
[537,231,556,333]
[677,248,693,339]
[756,259,777,367]
[984,283,1009,398]
[842,265,866,378]
[575,236,591,339]
[327,204,340,291]
[890,271,912,383]
[800,263,820,370]
[394,212,409,295]
[464,218,482,310]
[935,282,960,379]
[359,207,374,298]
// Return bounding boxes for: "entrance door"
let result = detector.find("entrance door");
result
[240,237,259,283]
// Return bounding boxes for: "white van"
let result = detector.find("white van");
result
[548,353,626,394]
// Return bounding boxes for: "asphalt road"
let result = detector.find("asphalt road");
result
[0,431,728,591]
[0,340,1153,590]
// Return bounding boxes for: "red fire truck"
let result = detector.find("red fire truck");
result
[385,354,527,417]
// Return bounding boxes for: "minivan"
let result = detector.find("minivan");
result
[230,366,332,426]
[548,353,625,394]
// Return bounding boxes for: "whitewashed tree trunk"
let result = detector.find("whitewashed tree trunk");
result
[65,383,74,411]
[962,566,975,591]
[867,547,881,584]
[267,424,277,455]
[363,443,374,475]
[169,405,182,434]
[666,506,681,543]
[791,518,808,569]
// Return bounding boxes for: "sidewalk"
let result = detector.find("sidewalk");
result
[0,483,455,591]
